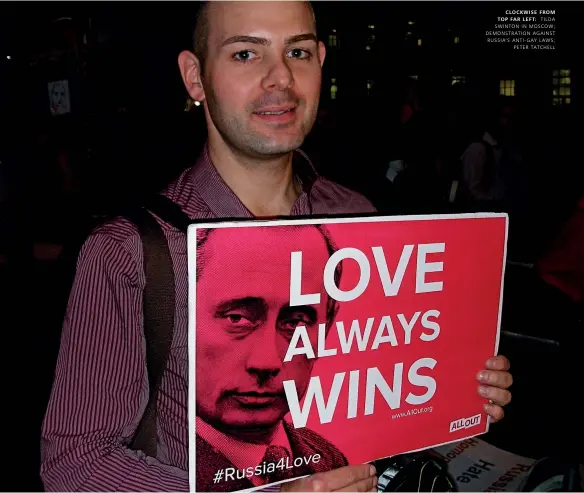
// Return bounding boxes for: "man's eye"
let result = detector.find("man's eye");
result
[233,50,257,62]
[224,312,256,327]
[279,317,309,331]
[287,48,312,60]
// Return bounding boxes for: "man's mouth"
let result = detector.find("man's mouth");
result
[231,391,285,406]
[253,106,297,121]
[254,108,295,116]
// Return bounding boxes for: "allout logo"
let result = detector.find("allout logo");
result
[449,414,481,433]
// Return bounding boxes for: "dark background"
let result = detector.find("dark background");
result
[1,2,583,491]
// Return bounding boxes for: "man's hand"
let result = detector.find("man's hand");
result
[477,355,513,422]
[281,464,377,492]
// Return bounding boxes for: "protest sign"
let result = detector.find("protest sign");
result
[47,80,71,116]
[187,213,508,492]
[431,438,535,491]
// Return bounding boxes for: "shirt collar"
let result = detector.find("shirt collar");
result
[292,147,319,193]
[195,416,292,485]
[189,142,319,219]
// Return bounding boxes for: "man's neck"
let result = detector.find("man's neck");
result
[208,139,302,217]
[197,415,280,445]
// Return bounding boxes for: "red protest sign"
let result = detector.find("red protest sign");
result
[188,213,508,492]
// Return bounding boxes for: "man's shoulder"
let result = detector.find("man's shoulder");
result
[163,165,215,220]
[76,163,209,268]
[87,213,141,248]
[284,421,348,468]
[72,217,143,276]
[195,435,254,492]
[462,140,489,159]
[312,177,377,215]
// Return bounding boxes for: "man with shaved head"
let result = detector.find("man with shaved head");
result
[41,2,513,492]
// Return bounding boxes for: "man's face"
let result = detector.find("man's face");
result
[201,1,326,157]
[196,227,330,436]
[51,84,66,111]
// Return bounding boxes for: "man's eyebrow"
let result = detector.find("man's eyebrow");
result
[215,297,268,315]
[220,33,318,48]
[285,33,318,45]
[221,35,271,48]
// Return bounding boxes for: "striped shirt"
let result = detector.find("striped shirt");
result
[40,144,376,492]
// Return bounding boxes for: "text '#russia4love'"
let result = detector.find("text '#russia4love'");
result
[186,213,508,492]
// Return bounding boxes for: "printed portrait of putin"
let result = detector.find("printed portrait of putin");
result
[194,224,347,491]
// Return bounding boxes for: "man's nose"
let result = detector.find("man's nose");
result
[261,56,294,92]
[245,326,282,378]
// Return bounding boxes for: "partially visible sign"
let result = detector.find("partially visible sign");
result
[386,159,405,183]
[48,80,70,116]
[432,438,536,491]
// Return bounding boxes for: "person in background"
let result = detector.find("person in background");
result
[460,98,523,211]
[537,194,584,306]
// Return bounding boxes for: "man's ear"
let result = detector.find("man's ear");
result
[318,41,326,68]
[178,50,206,102]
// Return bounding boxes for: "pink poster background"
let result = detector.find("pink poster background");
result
[190,214,507,487]
[299,216,507,462]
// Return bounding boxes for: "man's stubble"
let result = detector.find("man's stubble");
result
[204,81,321,159]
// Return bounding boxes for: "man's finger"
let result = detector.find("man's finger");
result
[478,385,512,406]
[316,464,376,491]
[477,370,513,388]
[485,403,505,422]
[335,475,377,492]
[282,465,376,492]
[309,465,376,491]
[486,355,511,371]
